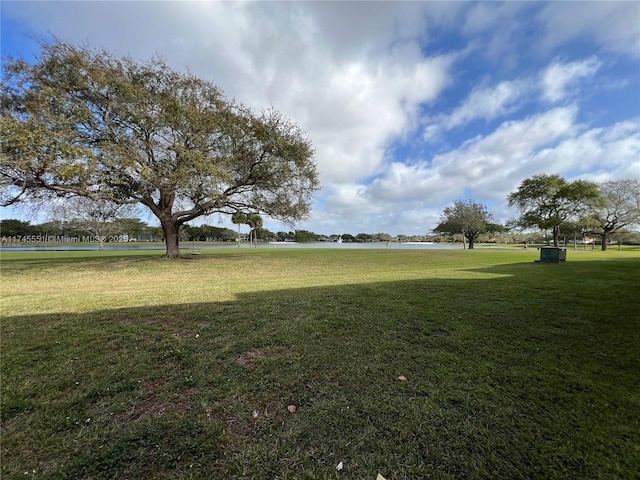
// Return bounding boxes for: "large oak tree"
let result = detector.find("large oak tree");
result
[1,40,318,257]
[433,200,503,249]
[589,179,640,250]
[507,174,602,247]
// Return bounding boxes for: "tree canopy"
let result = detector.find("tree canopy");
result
[246,213,263,247]
[507,174,602,247]
[433,200,502,249]
[588,179,640,250]
[1,40,319,257]
[231,211,247,248]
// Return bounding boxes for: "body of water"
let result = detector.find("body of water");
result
[0,242,465,252]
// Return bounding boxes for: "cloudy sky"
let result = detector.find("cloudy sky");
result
[2,1,639,236]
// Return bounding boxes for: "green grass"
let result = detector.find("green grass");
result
[1,248,639,479]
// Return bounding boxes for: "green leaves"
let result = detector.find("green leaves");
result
[1,39,318,257]
[507,174,604,246]
[433,200,499,248]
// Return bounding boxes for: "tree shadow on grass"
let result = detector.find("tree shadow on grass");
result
[2,258,639,479]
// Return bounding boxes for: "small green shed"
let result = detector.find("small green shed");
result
[537,247,567,263]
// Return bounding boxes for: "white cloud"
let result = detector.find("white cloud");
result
[433,107,580,198]
[461,1,532,66]
[424,55,604,146]
[448,80,527,127]
[540,57,602,103]
[369,163,455,204]
[462,2,530,36]
[361,107,581,217]
[460,2,640,65]
[534,118,640,181]
[309,53,454,184]
[423,79,532,143]
[537,2,640,59]
[324,184,381,217]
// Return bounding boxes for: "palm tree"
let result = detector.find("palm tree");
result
[231,212,247,248]
[246,213,263,247]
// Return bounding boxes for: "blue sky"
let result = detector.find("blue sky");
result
[2,1,639,236]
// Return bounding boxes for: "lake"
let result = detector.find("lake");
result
[0,242,464,252]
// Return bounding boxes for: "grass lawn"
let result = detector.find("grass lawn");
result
[1,247,639,479]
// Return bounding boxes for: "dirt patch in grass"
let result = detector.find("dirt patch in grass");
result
[156,253,207,261]
[118,384,199,424]
[236,346,290,368]
[107,256,157,263]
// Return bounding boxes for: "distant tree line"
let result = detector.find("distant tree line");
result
[0,218,427,244]
[0,218,255,243]
[3,216,638,247]
[1,218,163,243]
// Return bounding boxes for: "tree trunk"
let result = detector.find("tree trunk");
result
[552,226,560,247]
[601,231,608,251]
[161,219,181,258]
[467,234,475,249]
[98,235,105,251]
